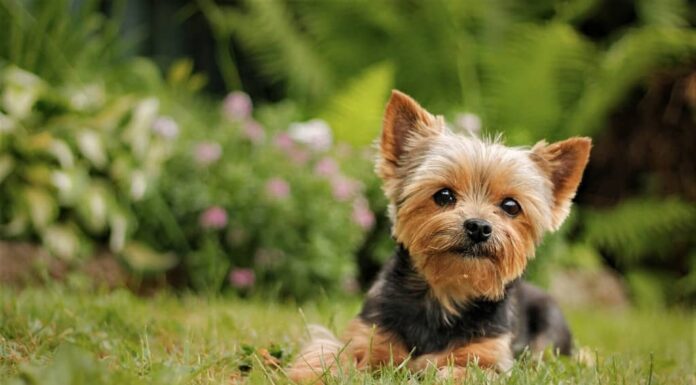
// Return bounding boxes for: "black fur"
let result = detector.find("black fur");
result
[359,245,572,357]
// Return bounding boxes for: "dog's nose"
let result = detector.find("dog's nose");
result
[464,219,492,243]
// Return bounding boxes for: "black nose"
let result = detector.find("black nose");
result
[464,219,492,243]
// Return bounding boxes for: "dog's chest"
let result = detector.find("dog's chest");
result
[359,249,517,356]
[376,295,512,355]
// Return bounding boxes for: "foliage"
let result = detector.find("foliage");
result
[2,285,695,384]
[0,61,374,298]
[320,62,394,147]
[137,94,370,297]
[0,0,127,83]
[203,0,696,305]
[206,0,696,135]
[0,65,176,270]
[581,198,696,264]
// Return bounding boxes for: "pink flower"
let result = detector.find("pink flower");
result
[194,141,222,166]
[229,268,255,289]
[331,176,360,201]
[222,91,253,121]
[352,198,375,230]
[151,116,179,139]
[242,120,265,144]
[200,206,228,229]
[314,157,339,177]
[265,177,290,199]
[273,132,294,151]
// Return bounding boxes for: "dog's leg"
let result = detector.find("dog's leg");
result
[409,333,513,378]
[287,319,409,383]
[514,282,573,357]
[287,325,345,383]
[342,318,410,369]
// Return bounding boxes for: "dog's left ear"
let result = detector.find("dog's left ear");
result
[378,90,444,183]
[531,137,592,230]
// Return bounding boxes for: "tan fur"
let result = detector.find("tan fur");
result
[410,334,514,372]
[342,318,411,368]
[531,138,592,229]
[287,325,345,383]
[288,319,410,383]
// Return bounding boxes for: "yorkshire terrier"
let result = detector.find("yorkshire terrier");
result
[288,90,591,382]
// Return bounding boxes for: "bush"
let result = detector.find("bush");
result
[0,65,176,268]
[0,62,374,298]
[136,92,373,298]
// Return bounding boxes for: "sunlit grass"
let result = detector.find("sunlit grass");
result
[1,282,693,384]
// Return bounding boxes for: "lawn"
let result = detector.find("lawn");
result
[0,283,693,385]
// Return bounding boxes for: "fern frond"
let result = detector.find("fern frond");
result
[0,0,126,84]
[319,62,394,147]
[210,0,334,103]
[567,27,696,136]
[581,198,696,264]
[480,22,595,144]
[636,0,689,27]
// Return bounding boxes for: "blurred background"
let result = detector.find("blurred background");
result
[1,0,695,309]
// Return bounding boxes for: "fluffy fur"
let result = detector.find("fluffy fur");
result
[288,90,591,383]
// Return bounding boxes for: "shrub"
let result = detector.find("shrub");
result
[0,65,176,269]
[0,62,373,298]
[136,93,372,298]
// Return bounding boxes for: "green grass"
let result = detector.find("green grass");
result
[1,282,693,384]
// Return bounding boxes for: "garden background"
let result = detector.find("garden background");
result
[0,0,694,384]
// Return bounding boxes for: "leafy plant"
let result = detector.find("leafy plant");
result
[0,0,127,83]
[0,65,177,270]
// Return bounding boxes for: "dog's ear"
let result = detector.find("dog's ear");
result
[378,90,444,182]
[532,137,592,230]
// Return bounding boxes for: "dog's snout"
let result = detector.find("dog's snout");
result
[464,219,492,243]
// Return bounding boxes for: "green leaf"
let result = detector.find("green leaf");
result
[121,98,159,160]
[582,198,696,263]
[482,23,594,143]
[23,186,58,230]
[320,62,394,146]
[108,210,129,253]
[567,27,696,136]
[636,0,689,27]
[1,66,45,119]
[0,153,14,183]
[76,183,113,233]
[42,224,83,261]
[76,129,108,168]
[120,242,177,273]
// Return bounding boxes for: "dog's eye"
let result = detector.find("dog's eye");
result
[501,198,521,216]
[433,188,456,207]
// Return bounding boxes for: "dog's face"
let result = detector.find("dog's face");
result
[377,91,591,311]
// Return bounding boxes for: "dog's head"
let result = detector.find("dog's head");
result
[377,90,591,311]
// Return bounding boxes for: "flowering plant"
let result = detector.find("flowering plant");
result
[135,91,374,298]
[0,64,375,298]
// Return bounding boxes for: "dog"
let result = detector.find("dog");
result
[288,90,591,382]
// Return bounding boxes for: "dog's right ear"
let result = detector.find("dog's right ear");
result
[378,90,443,183]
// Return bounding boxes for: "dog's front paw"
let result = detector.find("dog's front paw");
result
[435,366,467,384]
[286,367,326,385]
